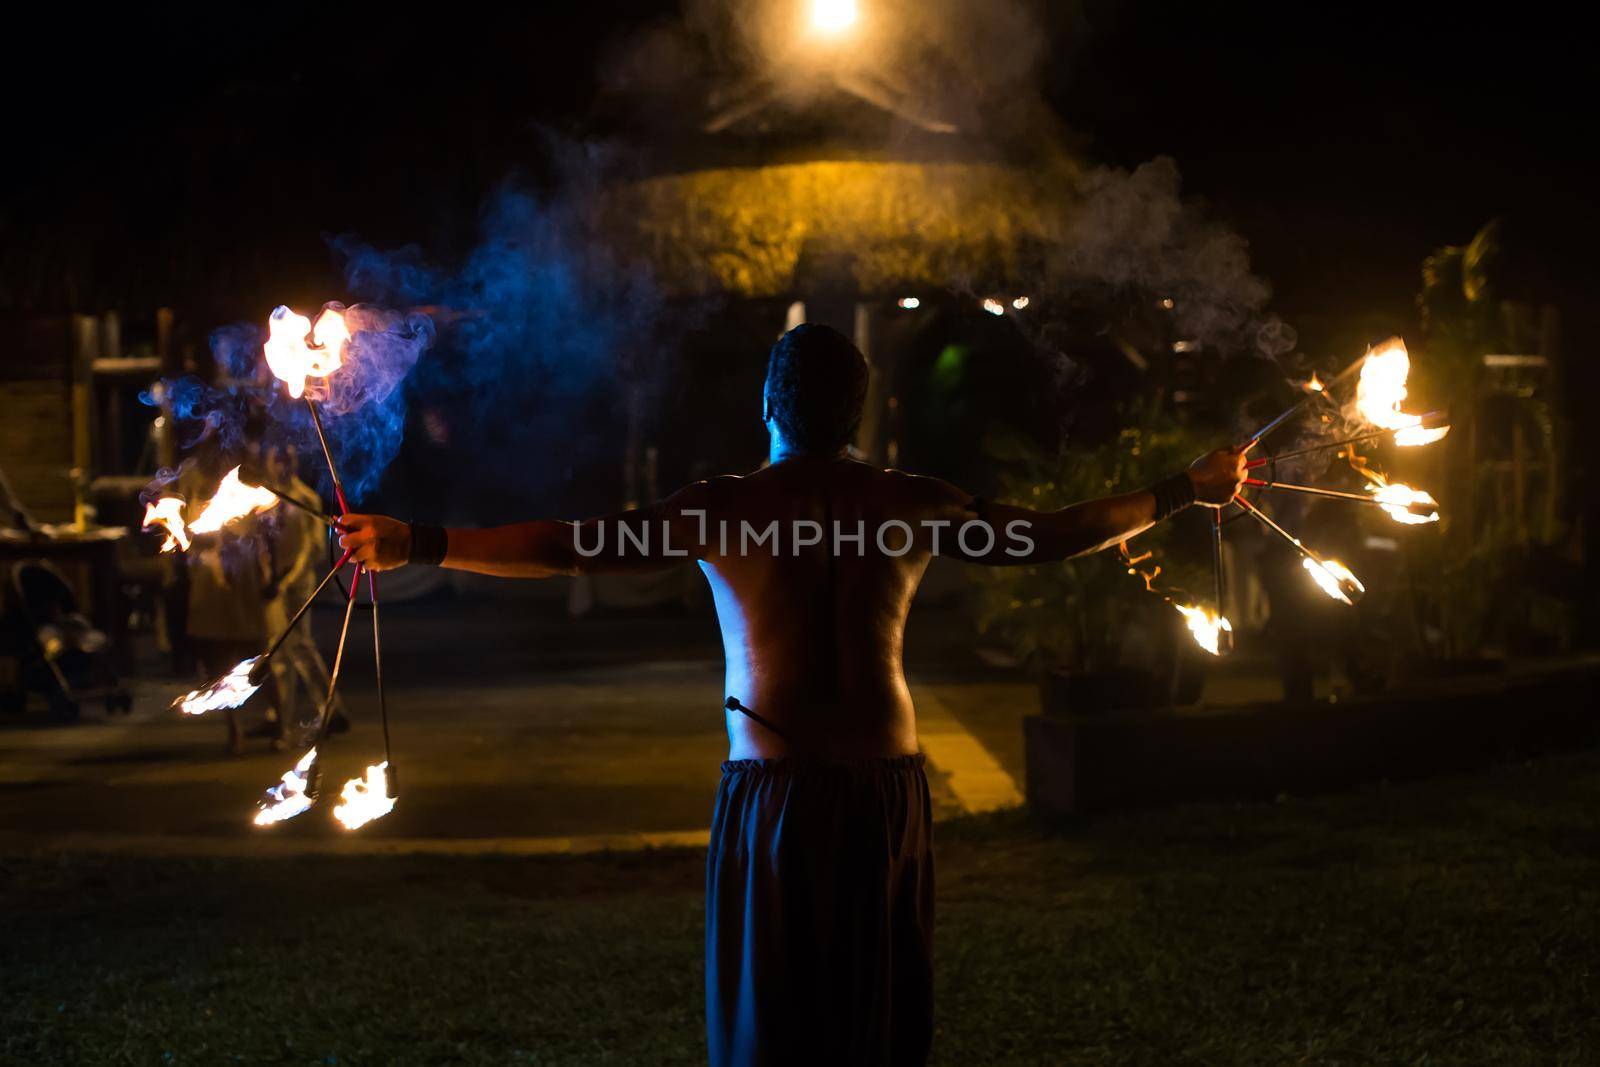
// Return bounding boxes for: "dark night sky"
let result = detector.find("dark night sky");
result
[2,2,1589,348]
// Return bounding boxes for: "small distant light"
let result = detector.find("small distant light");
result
[982,298,1005,316]
[1172,340,1197,353]
[1011,296,1030,310]
[1160,298,1175,310]
[897,297,920,310]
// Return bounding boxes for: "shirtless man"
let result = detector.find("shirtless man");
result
[339,323,1247,1066]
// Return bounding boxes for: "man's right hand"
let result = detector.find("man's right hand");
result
[338,514,413,571]
[1187,446,1249,507]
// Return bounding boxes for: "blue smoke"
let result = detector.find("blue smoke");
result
[144,307,435,508]
[142,172,660,523]
[332,181,663,522]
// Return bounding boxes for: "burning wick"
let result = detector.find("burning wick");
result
[142,497,191,552]
[1369,481,1440,525]
[1304,373,1325,393]
[1302,557,1366,606]
[1355,339,1451,447]
[173,656,264,715]
[1245,477,1441,526]
[1235,496,1366,605]
[188,467,279,536]
[264,304,349,400]
[253,748,319,826]
[332,762,396,830]
[1174,604,1233,656]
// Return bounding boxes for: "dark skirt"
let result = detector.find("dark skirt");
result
[706,754,934,1067]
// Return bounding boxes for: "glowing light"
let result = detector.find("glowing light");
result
[808,0,857,34]
[982,298,1005,316]
[187,466,279,536]
[1305,373,1325,393]
[1160,298,1175,310]
[174,656,263,715]
[143,497,191,553]
[1355,338,1450,447]
[1370,481,1440,525]
[1172,340,1196,353]
[1302,557,1365,606]
[264,305,348,399]
[333,762,396,830]
[1175,604,1232,656]
[897,296,921,309]
[253,748,318,826]
[1011,296,1030,310]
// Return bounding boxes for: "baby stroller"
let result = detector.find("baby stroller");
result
[0,560,132,718]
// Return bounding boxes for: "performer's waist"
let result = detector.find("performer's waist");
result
[720,752,925,776]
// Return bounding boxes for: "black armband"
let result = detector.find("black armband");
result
[1149,472,1197,522]
[407,523,448,566]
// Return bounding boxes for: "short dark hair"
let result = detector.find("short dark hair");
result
[764,323,869,455]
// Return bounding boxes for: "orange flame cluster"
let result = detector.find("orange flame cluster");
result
[1174,603,1233,656]
[332,762,396,830]
[188,467,279,535]
[173,656,262,715]
[254,748,318,826]
[141,466,279,554]
[1355,339,1450,447]
[1302,557,1365,606]
[1121,543,1232,656]
[264,305,349,399]
[142,497,191,552]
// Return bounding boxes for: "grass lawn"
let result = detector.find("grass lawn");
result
[3,750,1597,1065]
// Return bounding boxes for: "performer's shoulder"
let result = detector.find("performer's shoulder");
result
[876,465,968,505]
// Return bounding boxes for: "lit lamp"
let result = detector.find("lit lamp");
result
[809,0,858,35]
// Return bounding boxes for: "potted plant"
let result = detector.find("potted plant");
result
[974,407,1213,715]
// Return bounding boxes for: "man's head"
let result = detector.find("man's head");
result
[763,323,869,456]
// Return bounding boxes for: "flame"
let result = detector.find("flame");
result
[264,304,348,399]
[1305,373,1325,393]
[143,497,191,552]
[1302,557,1365,606]
[1355,338,1450,446]
[1174,604,1233,656]
[1369,481,1440,525]
[1392,423,1450,447]
[187,466,279,536]
[173,656,263,715]
[254,748,318,826]
[332,762,396,830]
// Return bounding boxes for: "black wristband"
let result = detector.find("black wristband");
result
[407,523,448,566]
[1149,472,1197,522]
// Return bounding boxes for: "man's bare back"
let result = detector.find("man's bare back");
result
[698,457,947,760]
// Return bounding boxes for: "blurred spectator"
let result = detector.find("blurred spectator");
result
[262,444,345,744]
[182,457,279,754]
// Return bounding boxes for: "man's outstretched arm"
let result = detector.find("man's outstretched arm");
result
[927,446,1248,565]
[338,481,716,577]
